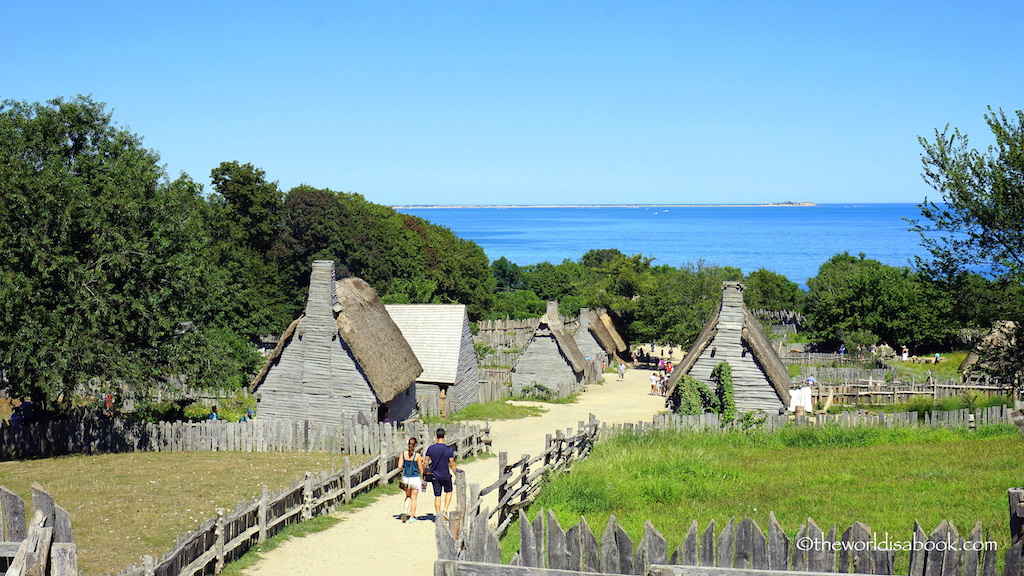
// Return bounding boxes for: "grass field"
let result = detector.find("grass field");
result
[503,425,1021,571]
[422,400,547,424]
[0,451,367,575]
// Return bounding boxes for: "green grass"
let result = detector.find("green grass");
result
[502,425,1021,571]
[829,394,1011,415]
[889,351,969,381]
[421,400,547,424]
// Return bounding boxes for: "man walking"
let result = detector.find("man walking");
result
[424,428,457,520]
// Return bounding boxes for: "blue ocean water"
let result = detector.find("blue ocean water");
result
[396,204,929,287]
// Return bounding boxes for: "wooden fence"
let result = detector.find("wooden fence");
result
[441,415,601,550]
[115,423,487,576]
[0,416,448,461]
[0,483,77,576]
[644,405,1013,433]
[439,503,1010,576]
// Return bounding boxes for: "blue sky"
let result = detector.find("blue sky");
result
[4,1,1021,205]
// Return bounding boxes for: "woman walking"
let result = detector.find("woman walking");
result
[399,437,424,522]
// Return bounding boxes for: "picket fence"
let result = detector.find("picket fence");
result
[644,405,1014,433]
[0,416,441,461]
[439,505,1009,576]
[0,483,77,576]
[114,423,487,576]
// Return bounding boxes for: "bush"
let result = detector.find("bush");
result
[517,383,556,402]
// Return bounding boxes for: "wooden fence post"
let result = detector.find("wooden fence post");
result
[343,456,352,503]
[258,485,269,544]
[301,472,314,521]
[1010,488,1024,545]
[497,451,508,528]
[378,446,389,488]
[214,508,225,574]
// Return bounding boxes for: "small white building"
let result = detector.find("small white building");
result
[385,303,480,417]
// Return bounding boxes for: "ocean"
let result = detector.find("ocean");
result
[395,204,930,287]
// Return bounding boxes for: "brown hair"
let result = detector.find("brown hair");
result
[407,437,418,457]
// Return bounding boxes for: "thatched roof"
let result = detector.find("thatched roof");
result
[960,321,1017,376]
[741,307,792,404]
[586,309,618,355]
[334,277,422,403]
[540,302,587,374]
[249,264,421,404]
[666,282,790,408]
[597,309,628,353]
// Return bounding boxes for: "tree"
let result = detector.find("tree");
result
[0,97,234,408]
[914,107,1024,382]
[743,268,803,311]
[206,162,294,337]
[803,253,953,351]
[914,108,1024,284]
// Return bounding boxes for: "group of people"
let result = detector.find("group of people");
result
[649,371,671,396]
[207,406,255,422]
[396,428,458,523]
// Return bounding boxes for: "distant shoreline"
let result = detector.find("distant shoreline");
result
[393,202,818,209]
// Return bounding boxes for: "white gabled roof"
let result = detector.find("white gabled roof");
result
[384,304,468,385]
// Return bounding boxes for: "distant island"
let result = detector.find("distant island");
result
[392,201,817,209]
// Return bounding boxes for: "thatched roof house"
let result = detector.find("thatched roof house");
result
[250,261,422,425]
[384,304,480,417]
[960,321,1018,382]
[574,308,628,369]
[511,302,589,398]
[668,282,791,412]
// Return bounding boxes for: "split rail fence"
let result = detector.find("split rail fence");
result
[114,423,487,576]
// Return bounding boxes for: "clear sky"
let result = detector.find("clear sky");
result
[4,1,1021,206]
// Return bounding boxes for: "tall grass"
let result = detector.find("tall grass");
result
[503,425,1020,571]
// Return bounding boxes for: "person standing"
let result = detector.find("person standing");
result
[617,362,626,381]
[399,437,424,523]
[208,406,220,421]
[424,428,457,521]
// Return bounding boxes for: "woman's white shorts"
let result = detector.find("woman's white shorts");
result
[402,476,422,490]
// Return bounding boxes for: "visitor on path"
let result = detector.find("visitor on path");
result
[399,437,424,523]
[617,362,626,380]
[239,408,254,422]
[208,406,220,421]
[650,372,660,395]
[424,428,457,521]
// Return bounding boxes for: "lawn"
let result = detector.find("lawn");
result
[504,425,1022,571]
[422,399,547,424]
[0,451,366,575]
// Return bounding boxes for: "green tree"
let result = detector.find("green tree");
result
[744,268,803,311]
[0,96,239,408]
[804,252,953,350]
[491,256,523,291]
[206,162,294,337]
[914,107,1024,382]
[914,108,1024,284]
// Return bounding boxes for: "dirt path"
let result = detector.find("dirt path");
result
[242,363,671,576]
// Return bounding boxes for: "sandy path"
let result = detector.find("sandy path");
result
[242,362,671,576]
